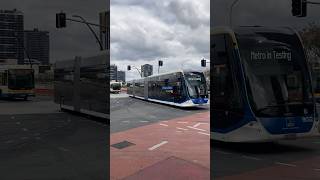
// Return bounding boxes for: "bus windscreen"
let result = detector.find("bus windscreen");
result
[8,69,35,90]
[236,32,313,117]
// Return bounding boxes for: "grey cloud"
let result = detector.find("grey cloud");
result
[212,0,320,29]
[0,0,107,62]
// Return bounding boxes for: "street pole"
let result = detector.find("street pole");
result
[229,0,240,28]
[131,65,142,77]
[72,15,104,50]
[14,33,32,68]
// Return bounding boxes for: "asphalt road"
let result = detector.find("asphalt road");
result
[110,93,209,133]
[0,96,108,180]
[211,105,320,179]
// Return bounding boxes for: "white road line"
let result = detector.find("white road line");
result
[176,127,188,131]
[5,140,14,144]
[58,147,70,152]
[148,141,168,151]
[215,150,233,155]
[160,123,168,127]
[22,128,28,131]
[122,121,130,123]
[275,162,297,167]
[198,132,210,136]
[193,122,209,128]
[241,155,261,161]
[140,121,149,123]
[177,122,188,124]
[187,126,206,132]
[314,168,320,171]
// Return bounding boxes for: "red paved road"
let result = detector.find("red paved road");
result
[110,111,210,180]
[218,156,320,180]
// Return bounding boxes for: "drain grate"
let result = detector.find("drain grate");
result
[111,140,135,149]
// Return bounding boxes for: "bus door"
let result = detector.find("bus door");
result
[144,79,148,100]
[211,34,243,132]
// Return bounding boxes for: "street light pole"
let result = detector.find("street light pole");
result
[72,15,104,50]
[14,32,32,68]
[229,0,240,28]
[128,65,142,77]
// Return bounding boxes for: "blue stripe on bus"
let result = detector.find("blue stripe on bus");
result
[191,98,208,104]
[259,116,314,134]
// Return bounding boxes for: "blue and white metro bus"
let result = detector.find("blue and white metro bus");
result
[211,26,320,142]
[127,70,209,107]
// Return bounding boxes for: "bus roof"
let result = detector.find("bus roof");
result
[211,26,296,36]
[0,65,33,71]
[128,70,204,82]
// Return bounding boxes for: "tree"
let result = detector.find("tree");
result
[300,23,320,59]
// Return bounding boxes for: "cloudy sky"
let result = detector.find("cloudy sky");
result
[0,0,107,62]
[110,0,210,80]
[212,0,320,29]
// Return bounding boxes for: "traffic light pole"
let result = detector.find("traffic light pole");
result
[69,15,104,50]
[307,1,320,5]
[129,66,142,77]
[229,0,240,27]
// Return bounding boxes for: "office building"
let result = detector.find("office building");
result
[24,28,49,65]
[110,64,118,81]
[141,64,153,77]
[0,9,24,64]
[117,70,125,82]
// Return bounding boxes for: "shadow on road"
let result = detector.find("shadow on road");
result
[130,97,209,111]
[211,140,315,154]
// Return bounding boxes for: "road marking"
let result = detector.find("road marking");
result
[187,126,206,132]
[122,121,130,123]
[22,128,28,131]
[241,155,261,161]
[58,147,70,152]
[275,162,297,167]
[5,140,14,144]
[16,122,21,125]
[314,168,320,171]
[193,122,209,128]
[148,141,168,151]
[215,150,233,155]
[177,121,188,124]
[176,127,188,131]
[140,121,149,123]
[198,132,210,136]
[160,123,168,127]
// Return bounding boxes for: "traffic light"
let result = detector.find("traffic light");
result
[201,59,206,67]
[127,65,131,71]
[56,12,66,28]
[99,11,108,33]
[158,60,163,66]
[292,0,307,17]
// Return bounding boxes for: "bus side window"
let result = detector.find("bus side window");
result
[225,35,242,111]
[212,34,241,111]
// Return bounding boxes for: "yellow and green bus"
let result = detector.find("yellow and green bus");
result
[0,66,35,100]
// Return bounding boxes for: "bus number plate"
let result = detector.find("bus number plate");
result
[284,133,297,140]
